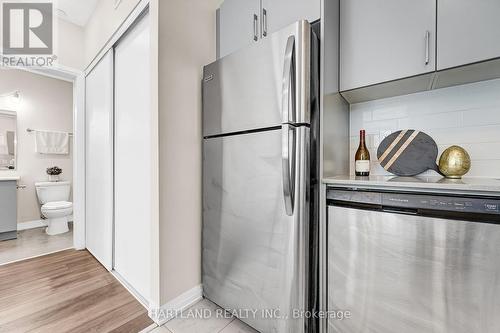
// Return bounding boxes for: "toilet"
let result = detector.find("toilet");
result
[35,181,73,235]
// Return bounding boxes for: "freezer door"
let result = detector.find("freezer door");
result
[328,206,500,333]
[203,20,311,137]
[203,126,309,333]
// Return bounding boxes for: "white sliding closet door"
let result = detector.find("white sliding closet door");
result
[85,51,114,270]
[114,12,151,301]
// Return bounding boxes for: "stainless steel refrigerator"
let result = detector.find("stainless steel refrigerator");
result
[202,20,319,333]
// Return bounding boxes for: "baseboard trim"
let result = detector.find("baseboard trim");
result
[18,218,74,231]
[149,284,203,326]
[17,220,47,231]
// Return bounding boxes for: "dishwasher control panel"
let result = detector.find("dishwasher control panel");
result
[382,193,500,215]
[327,188,500,215]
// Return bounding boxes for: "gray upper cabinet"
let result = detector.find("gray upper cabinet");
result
[218,0,320,58]
[261,0,320,37]
[340,0,436,91]
[219,0,261,58]
[437,0,500,70]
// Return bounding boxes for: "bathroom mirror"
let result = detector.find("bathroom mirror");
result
[0,110,17,170]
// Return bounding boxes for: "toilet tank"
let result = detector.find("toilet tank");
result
[35,181,71,204]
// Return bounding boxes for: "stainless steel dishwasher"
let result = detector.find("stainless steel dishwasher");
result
[326,187,500,333]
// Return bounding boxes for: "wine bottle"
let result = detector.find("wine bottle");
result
[355,130,370,177]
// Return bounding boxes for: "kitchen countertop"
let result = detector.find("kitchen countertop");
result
[323,175,500,196]
[0,176,20,181]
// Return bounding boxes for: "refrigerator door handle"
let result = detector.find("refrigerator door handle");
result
[282,124,296,216]
[282,35,295,125]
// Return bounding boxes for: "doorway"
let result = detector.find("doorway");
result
[0,65,85,265]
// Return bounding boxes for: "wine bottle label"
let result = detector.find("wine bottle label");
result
[355,160,370,172]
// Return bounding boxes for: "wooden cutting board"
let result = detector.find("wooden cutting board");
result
[377,130,441,177]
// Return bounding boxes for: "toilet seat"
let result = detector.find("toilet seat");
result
[35,182,73,236]
[42,201,73,210]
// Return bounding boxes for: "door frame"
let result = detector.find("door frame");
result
[20,64,86,251]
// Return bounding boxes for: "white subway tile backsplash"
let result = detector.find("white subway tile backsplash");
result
[397,111,462,131]
[456,143,500,160]
[353,119,399,136]
[467,160,500,178]
[362,111,373,122]
[462,106,500,127]
[350,78,500,178]
[372,106,408,121]
[427,125,500,144]
[372,134,381,148]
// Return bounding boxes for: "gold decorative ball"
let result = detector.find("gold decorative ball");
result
[438,146,471,179]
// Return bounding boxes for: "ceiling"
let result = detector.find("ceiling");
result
[56,0,99,27]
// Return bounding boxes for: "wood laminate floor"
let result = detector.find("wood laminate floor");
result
[0,226,73,266]
[0,249,153,333]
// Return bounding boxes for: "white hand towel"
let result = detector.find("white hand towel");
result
[35,130,69,155]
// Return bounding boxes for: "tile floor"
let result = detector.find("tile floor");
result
[0,225,73,265]
[151,299,259,333]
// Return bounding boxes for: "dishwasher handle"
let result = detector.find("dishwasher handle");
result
[328,199,419,216]
[382,207,419,216]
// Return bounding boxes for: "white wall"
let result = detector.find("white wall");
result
[84,0,142,67]
[57,19,85,70]
[349,78,500,178]
[157,0,222,305]
[0,69,73,223]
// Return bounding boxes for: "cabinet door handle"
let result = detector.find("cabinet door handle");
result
[425,30,430,65]
[253,14,259,41]
[262,8,268,37]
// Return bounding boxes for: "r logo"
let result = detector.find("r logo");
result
[2,2,53,55]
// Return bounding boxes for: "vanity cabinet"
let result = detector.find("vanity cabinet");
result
[437,0,500,70]
[218,0,320,58]
[0,180,17,241]
[340,0,436,91]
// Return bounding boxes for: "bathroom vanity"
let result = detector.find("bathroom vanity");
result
[0,177,19,241]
